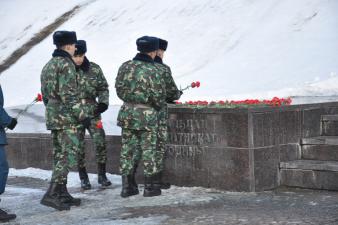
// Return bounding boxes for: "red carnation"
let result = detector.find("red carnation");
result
[191,82,196,88]
[195,81,200,88]
[36,93,43,102]
[96,120,103,129]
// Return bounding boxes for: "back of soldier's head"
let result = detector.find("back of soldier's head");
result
[53,31,77,48]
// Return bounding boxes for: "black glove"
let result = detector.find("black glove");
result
[7,118,17,130]
[166,100,176,104]
[81,117,91,129]
[152,104,162,111]
[95,103,108,115]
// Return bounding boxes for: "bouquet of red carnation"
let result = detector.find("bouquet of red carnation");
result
[14,93,43,120]
[180,81,201,91]
[96,120,103,129]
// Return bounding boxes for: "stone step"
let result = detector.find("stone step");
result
[280,160,338,171]
[322,115,338,121]
[280,160,338,190]
[321,115,338,136]
[302,145,338,161]
[301,136,338,145]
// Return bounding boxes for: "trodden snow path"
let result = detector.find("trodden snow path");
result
[1,168,338,224]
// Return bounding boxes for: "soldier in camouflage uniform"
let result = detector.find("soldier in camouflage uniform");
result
[115,36,166,198]
[153,38,182,189]
[40,31,91,211]
[72,40,111,190]
[131,38,182,190]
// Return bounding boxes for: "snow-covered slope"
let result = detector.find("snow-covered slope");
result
[0,0,88,63]
[1,0,337,107]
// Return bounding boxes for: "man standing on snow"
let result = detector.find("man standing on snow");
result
[115,36,166,198]
[40,31,90,211]
[153,38,182,189]
[72,40,111,190]
[0,85,17,222]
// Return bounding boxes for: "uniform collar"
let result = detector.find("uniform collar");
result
[133,53,154,63]
[154,56,163,64]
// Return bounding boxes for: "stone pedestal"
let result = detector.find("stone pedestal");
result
[6,102,338,191]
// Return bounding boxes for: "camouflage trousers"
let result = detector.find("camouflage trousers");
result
[132,108,168,173]
[120,128,158,176]
[78,117,107,168]
[155,107,168,172]
[51,128,80,184]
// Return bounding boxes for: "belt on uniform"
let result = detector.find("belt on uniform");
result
[81,99,96,104]
[124,102,152,109]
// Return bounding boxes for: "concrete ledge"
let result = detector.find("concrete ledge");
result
[322,115,338,121]
[6,101,338,191]
[6,133,122,174]
[280,169,338,190]
[301,136,338,145]
[302,145,338,161]
[280,160,338,172]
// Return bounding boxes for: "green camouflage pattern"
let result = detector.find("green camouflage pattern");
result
[116,58,166,176]
[77,116,107,168]
[130,107,168,172]
[154,62,181,102]
[120,128,158,176]
[76,61,109,168]
[156,107,168,171]
[115,59,166,131]
[40,56,85,130]
[51,128,80,184]
[77,61,109,117]
[154,62,181,172]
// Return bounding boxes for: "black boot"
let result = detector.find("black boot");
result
[153,171,171,189]
[79,167,91,190]
[131,164,139,194]
[40,183,70,211]
[0,208,16,222]
[59,183,81,206]
[98,163,112,187]
[143,175,161,197]
[120,175,139,198]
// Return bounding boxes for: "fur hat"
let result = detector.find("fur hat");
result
[159,38,168,51]
[136,36,159,53]
[74,40,87,55]
[53,31,77,47]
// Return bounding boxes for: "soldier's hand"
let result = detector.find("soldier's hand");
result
[81,117,91,129]
[179,90,183,97]
[95,103,108,115]
[7,118,17,130]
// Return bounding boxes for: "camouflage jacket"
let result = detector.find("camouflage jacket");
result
[154,56,181,102]
[40,49,85,130]
[115,53,166,131]
[77,57,109,118]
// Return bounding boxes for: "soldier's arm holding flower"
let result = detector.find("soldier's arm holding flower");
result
[164,66,181,102]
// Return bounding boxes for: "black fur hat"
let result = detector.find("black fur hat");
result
[136,36,159,53]
[53,31,77,47]
[159,38,168,51]
[75,40,87,55]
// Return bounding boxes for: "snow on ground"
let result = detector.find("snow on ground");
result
[1,0,338,108]
[0,0,89,63]
[4,168,338,224]
[9,167,121,189]
[4,168,222,224]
